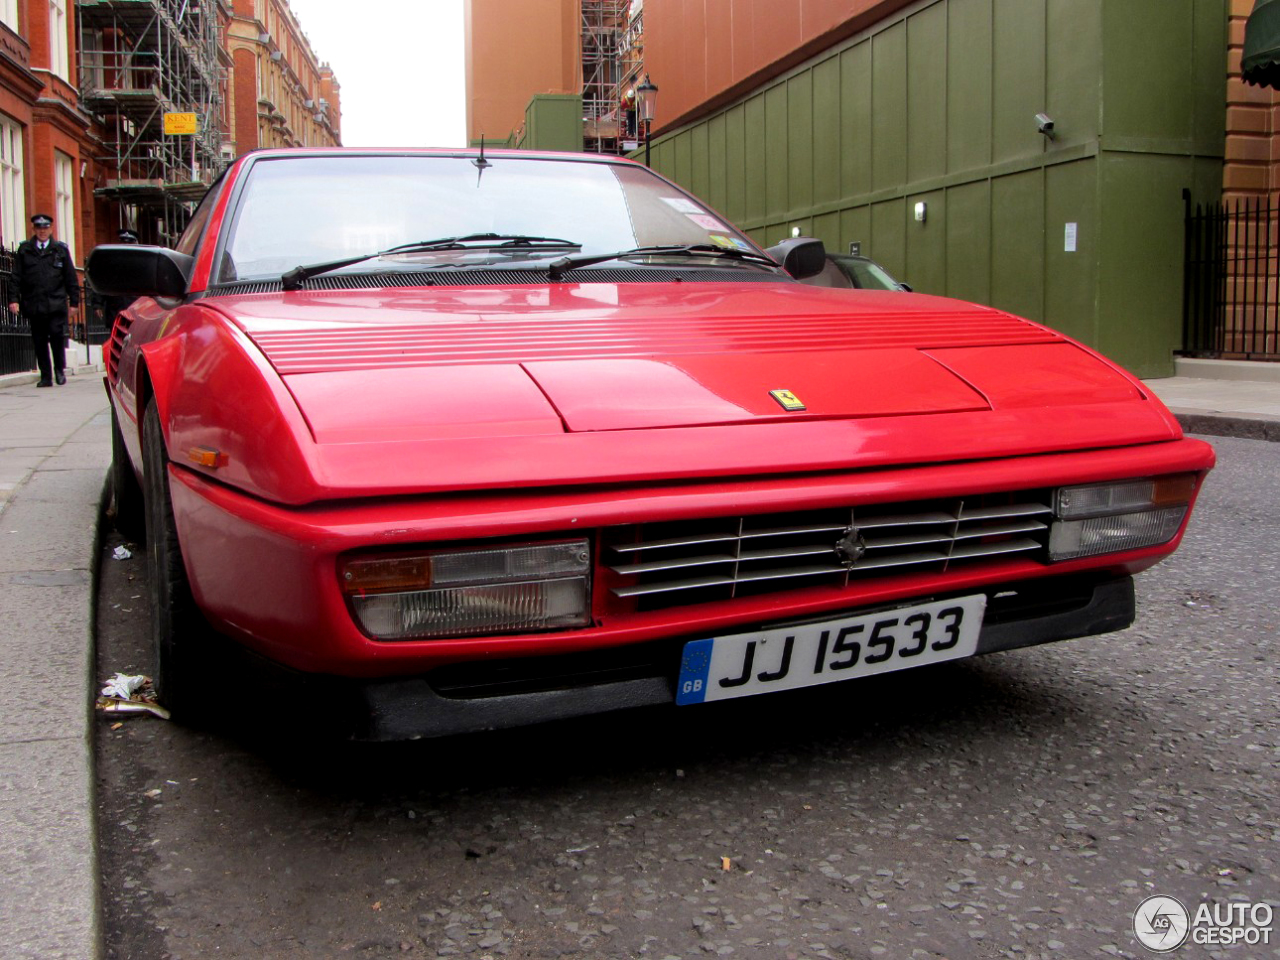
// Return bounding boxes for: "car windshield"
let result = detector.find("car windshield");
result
[217,155,758,283]
[839,257,902,290]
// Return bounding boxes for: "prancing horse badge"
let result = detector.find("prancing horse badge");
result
[769,389,806,412]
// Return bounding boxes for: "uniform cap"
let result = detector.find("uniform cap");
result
[31,214,52,227]
[117,230,139,243]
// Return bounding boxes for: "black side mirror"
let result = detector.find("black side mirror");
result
[765,237,826,280]
[87,245,194,299]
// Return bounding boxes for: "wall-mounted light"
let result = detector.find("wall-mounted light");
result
[1035,112,1055,139]
[914,201,927,223]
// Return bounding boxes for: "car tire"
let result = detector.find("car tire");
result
[111,404,146,545]
[142,398,208,714]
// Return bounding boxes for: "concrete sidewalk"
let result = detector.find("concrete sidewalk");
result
[0,355,1276,960]
[0,365,110,959]
[1143,357,1280,441]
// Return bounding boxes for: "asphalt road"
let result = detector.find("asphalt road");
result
[94,434,1279,960]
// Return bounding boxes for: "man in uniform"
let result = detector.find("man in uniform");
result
[8,213,80,387]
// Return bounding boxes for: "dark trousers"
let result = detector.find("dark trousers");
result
[28,311,68,382]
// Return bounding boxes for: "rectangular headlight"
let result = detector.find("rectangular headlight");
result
[1049,473,1196,561]
[341,540,591,639]
[1048,506,1187,561]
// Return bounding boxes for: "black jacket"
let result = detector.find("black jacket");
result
[12,237,79,314]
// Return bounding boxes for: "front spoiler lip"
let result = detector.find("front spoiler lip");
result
[347,574,1135,740]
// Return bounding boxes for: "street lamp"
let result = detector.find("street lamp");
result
[636,75,658,167]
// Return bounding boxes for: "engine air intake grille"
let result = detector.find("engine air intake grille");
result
[106,312,134,382]
[604,492,1053,611]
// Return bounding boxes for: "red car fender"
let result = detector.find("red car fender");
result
[138,307,323,504]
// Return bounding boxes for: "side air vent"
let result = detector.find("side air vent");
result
[106,311,134,382]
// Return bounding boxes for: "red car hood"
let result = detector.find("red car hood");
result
[201,282,1178,500]
[218,283,1144,432]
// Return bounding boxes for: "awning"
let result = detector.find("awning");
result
[1243,0,1280,87]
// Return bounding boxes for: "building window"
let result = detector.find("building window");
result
[49,0,69,80]
[0,115,24,247]
[0,0,18,33]
[55,150,74,260]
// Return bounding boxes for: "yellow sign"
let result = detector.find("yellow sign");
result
[164,112,198,135]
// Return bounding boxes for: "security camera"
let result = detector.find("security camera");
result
[1035,113,1055,139]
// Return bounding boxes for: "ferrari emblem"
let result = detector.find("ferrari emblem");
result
[769,389,806,412]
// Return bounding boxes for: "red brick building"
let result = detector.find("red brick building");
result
[1226,0,1273,199]
[0,0,98,256]
[1,0,340,265]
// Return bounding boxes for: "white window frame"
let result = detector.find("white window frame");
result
[0,114,24,248]
[54,150,75,261]
[0,0,18,34]
[49,0,69,81]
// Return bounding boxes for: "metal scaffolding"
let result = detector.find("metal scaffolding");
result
[581,0,644,154]
[78,0,228,242]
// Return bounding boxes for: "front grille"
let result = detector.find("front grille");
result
[604,491,1053,611]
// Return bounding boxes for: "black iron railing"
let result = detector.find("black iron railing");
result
[1183,190,1280,360]
[0,248,33,376]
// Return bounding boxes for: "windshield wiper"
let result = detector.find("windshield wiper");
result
[281,234,581,290]
[546,243,780,280]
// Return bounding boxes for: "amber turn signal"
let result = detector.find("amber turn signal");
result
[186,446,227,468]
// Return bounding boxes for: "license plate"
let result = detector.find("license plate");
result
[675,595,986,705]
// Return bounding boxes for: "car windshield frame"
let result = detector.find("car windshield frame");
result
[212,153,763,285]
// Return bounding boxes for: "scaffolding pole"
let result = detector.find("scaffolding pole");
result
[78,0,228,241]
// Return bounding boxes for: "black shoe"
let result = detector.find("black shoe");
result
[36,379,52,388]
[55,371,66,385]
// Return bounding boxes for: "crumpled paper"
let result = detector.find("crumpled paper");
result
[101,673,146,699]
[96,673,170,720]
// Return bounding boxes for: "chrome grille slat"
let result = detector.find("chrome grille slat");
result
[949,537,1043,559]
[853,511,957,528]
[740,523,850,539]
[611,532,740,553]
[606,491,1055,608]
[952,518,1048,539]
[610,552,739,574]
[960,503,1052,519]
[864,531,955,549]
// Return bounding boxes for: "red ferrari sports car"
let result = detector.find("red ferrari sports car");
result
[88,148,1214,738]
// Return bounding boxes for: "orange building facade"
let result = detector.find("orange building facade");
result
[644,0,914,132]
[464,0,579,145]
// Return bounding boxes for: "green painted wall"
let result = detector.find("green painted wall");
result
[517,94,584,152]
[648,0,1226,377]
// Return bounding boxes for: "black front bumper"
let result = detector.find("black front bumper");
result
[353,574,1135,740]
